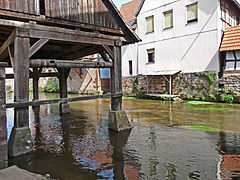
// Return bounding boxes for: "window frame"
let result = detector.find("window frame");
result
[145,15,154,34]
[224,50,240,73]
[163,10,173,30]
[186,2,198,24]
[147,48,155,64]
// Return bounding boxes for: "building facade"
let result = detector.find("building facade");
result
[121,0,240,95]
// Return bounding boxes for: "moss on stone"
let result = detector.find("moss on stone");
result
[185,101,215,105]
[192,107,230,111]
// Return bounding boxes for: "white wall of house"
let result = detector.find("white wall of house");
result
[121,0,234,76]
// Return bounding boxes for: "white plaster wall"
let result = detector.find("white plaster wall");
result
[122,43,138,77]
[121,0,222,76]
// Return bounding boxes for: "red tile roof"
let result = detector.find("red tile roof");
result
[120,0,142,22]
[220,25,240,51]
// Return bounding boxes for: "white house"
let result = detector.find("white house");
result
[121,0,240,94]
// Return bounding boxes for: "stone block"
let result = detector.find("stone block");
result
[0,142,7,169]
[8,127,34,157]
[108,110,132,131]
[59,103,71,114]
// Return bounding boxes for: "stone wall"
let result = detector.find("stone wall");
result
[0,68,7,169]
[122,76,133,92]
[219,74,240,93]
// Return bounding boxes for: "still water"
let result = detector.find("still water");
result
[5,93,240,179]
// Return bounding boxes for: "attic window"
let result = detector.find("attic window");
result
[187,3,198,23]
[40,0,45,15]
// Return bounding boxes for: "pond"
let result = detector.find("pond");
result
[5,93,240,179]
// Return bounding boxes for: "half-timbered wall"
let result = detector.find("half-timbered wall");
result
[0,0,119,29]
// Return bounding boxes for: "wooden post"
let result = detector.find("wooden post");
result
[0,67,7,169]
[108,42,132,131]
[58,68,71,114]
[32,68,39,101]
[8,28,34,157]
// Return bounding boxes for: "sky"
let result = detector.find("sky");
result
[112,0,132,9]
[113,0,240,9]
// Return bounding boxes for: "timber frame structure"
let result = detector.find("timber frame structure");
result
[0,0,139,160]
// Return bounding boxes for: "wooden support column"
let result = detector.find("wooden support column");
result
[8,29,34,157]
[33,68,39,100]
[108,41,132,131]
[0,67,7,169]
[58,68,71,114]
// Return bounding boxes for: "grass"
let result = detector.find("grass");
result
[192,107,230,111]
[185,101,216,105]
[181,125,219,132]
[122,96,137,100]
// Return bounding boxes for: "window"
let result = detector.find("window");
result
[164,10,173,29]
[187,3,198,23]
[147,49,155,63]
[146,16,154,33]
[225,51,240,71]
[80,68,84,75]
[129,61,133,75]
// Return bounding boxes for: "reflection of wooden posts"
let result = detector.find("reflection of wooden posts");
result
[108,42,132,131]
[8,29,34,157]
[0,67,7,169]
[58,68,71,114]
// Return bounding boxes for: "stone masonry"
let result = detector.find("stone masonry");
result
[219,74,240,94]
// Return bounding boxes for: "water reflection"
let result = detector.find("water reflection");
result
[4,93,240,179]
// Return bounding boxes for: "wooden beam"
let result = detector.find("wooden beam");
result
[0,62,9,67]
[30,59,113,68]
[6,93,123,108]
[0,31,15,57]
[29,38,49,57]
[102,44,114,61]
[6,72,60,79]
[99,51,111,62]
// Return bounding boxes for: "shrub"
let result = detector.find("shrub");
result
[220,94,234,103]
[203,72,216,85]
[44,77,59,93]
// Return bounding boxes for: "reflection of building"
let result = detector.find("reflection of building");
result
[218,132,240,179]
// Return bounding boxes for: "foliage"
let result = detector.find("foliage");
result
[220,94,234,103]
[179,87,184,92]
[44,77,59,93]
[181,125,219,132]
[185,101,215,105]
[186,94,193,100]
[29,79,33,92]
[122,96,137,100]
[203,72,216,85]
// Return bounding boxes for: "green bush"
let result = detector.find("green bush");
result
[203,72,216,85]
[44,77,59,93]
[220,94,234,103]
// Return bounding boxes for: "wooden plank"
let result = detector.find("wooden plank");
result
[78,0,83,22]
[0,31,15,57]
[6,72,60,79]
[6,93,123,108]
[44,0,50,17]
[82,0,89,23]
[0,62,8,67]
[13,34,30,127]
[28,0,34,14]
[94,0,99,25]
[23,0,29,13]
[99,51,111,62]
[29,38,49,57]
[30,59,113,68]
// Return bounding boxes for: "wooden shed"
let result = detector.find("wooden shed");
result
[0,0,139,159]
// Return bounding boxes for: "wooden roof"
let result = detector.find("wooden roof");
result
[0,0,140,44]
[220,25,240,51]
